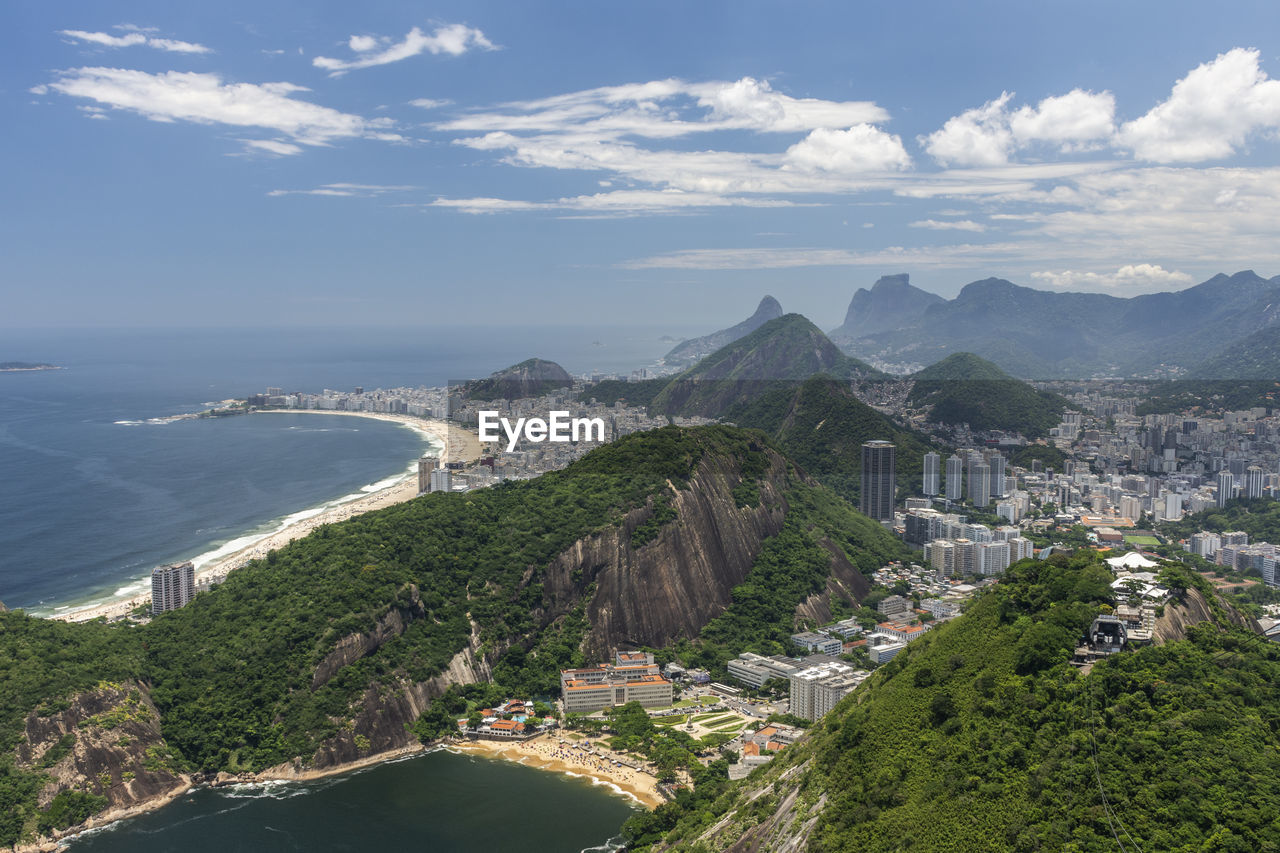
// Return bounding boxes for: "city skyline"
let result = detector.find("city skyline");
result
[7,2,1280,329]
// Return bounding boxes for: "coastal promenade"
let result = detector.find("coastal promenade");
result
[53,412,482,624]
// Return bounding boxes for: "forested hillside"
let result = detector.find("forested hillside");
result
[627,556,1280,852]
[725,375,937,503]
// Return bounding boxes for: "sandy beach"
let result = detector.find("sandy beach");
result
[52,410,482,624]
[452,734,665,809]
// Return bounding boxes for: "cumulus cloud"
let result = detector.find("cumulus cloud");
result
[910,219,987,232]
[60,28,211,54]
[40,67,400,151]
[784,124,912,172]
[921,93,1016,167]
[1030,264,1193,290]
[313,24,496,75]
[1010,89,1115,147]
[923,89,1115,166]
[1118,48,1280,162]
[409,97,451,109]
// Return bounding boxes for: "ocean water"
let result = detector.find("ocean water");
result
[0,325,689,613]
[65,749,638,852]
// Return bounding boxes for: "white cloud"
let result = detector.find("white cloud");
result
[620,242,1029,270]
[430,189,800,215]
[60,28,211,54]
[923,89,1115,167]
[784,124,912,173]
[42,67,399,150]
[409,97,455,109]
[426,77,911,210]
[1010,89,1115,146]
[269,183,418,197]
[910,219,986,232]
[1030,264,1193,290]
[921,92,1015,167]
[242,139,303,156]
[313,24,495,75]
[1118,48,1280,162]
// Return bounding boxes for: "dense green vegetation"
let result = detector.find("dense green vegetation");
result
[578,377,669,408]
[652,315,882,418]
[1136,380,1280,416]
[1008,443,1067,472]
[724,375,937,503]
[1160,497,1280,543]
[909,353,1071,438]
[630,555,1280,852]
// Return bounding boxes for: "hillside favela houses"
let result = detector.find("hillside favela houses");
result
[560,652,674,714]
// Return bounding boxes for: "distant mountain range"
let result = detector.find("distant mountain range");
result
[663,295,783,365]
[830,270,1280,379]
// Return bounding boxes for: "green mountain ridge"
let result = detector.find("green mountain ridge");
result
[629,557,1280,852]
[908,352,1071,438]
[725,375,937,504]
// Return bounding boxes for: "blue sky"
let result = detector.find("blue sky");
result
[6,1,1280,328]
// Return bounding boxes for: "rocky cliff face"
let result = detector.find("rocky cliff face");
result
[304,617,492,770]
[538,444,789,660]
[311,584,427,690]
[13,681,189,841]
[1153,585,1258,643]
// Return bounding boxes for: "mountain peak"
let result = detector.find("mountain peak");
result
[832,274,944,342]
[664,295,785,364]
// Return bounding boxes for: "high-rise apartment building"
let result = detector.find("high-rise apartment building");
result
[1217,470,1235,508]
[861,441,896,522]
[969,462,991,508]
[945,454,964,501]
[151,561,195,615]
[922,452,940,497]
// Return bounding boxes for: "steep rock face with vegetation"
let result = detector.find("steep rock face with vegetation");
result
[11,682,187,844]
[629,557,1280,852]
[544,444,790,658]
